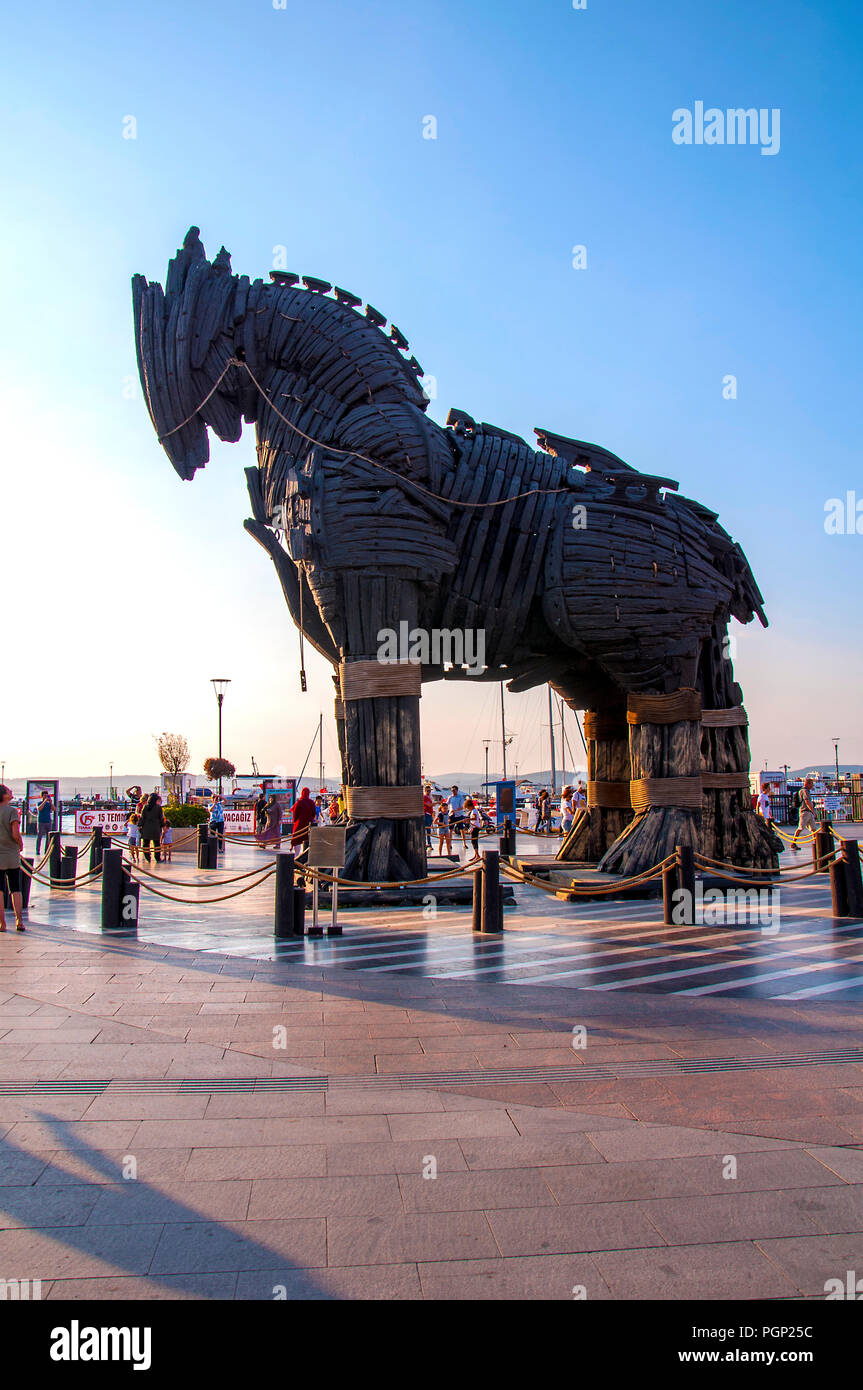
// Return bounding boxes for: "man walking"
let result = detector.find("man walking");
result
[790,777,817,850]
[447,785,469,850]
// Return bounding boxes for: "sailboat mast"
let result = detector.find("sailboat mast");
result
[548,686,557,794]
[318,712,323,788]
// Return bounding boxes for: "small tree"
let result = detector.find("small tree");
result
[156,733,190,804]
[203,757,236,793]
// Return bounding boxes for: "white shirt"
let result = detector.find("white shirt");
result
[447,793,465,815]
[757,791,771,817]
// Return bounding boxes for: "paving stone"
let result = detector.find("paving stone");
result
[486,1202,667,1257]
[325,1139,468,1177]
[150,1218,327,1274]
[248,1174,402,1220]
[327,1211,498,1266]
[418,1253,614,1300]
[594,1240,800,1300]
[399,1168,556,1213]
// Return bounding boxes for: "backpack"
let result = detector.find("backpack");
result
[790,789,801,814]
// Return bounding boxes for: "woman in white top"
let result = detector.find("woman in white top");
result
[560,786,574,834]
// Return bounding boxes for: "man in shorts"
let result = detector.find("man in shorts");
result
[791,777,817,850]
[447,785,468,850]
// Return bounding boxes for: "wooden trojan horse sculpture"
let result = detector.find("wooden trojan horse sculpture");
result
[133,227,779,883]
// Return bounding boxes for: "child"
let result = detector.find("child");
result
[433,800,452,857]
[465,798,482,857]
[160,818,173,863]
[126,812,140,864]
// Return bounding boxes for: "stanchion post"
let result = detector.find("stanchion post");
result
[307,873,323,937]
[61,846,78,888]
[327,869,342,936]
[663,855,680,925]
[480,850,502,933]
[830,854,850,918]
[101,848,124,930]
[89,826,104,873]
[19,858,33,912]
[841,839,863,918]
[274,851,296,939]
[206,836,218,870]
[48,831,62,886]
[197,824,209,869]
[813,821,832,874]
[471,861,483,932]
[292,885,306,936]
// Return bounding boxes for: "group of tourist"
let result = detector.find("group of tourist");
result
[424,785,493,857]
[126,791,173,865]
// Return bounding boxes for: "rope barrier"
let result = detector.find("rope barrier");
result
[122,857,278,888]
[128,869,276,904]
[300,857,483,889]
[500,854,675,896]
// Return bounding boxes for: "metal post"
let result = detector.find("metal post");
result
[840,840,863,918]
[471,860,483,932]
[197,823,209,869]
[814,821,832,874]
[274,851,295,938]
[830,855,850,918]
[327,868,342,936]
[101,848,124,930]
[61,846,78,887]
[48,831,62,886]
[308,874,323,937]
[292,885,306,936]
[90,825,104,874]
[19,857,33,912]
[480,849,502,933]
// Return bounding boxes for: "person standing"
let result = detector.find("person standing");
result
[465,798,482,856]
[160,818,174,863]
[35,789,54,856]
[257,795,283,848]
[290,788,317,851]
[0,786,25,931]
[434,799,452,857]
[447,785,468,850]
[209,795,225,852]
[560,786,574,835]
[126,812,141,865]
[254,790,268,837]
[791,777,817,850]
[756,785,773,826]
[423,784,434,851]
[138,792,165,865]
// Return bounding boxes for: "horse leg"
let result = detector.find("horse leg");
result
[554,697,632,862]
[697,622,780,870]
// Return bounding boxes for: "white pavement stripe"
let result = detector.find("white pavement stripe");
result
[777,975,863,999]
[678,951,863,997]
[584,928,863,992]
[435,919,861,983]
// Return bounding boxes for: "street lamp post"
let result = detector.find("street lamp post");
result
[109,762,113,802]
[833,738,840,787]
[211,679,231,794]
[483,740,491,800]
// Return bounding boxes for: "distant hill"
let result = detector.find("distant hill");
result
[428,768,586,790]
[789,765,863,777]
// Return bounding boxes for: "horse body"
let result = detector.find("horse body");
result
[133,228,778,880]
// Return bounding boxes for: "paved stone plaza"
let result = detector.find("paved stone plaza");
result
[2,832,862,1300]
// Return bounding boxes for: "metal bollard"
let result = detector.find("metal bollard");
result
[196,824,209,869]
[48,831,62,886]
[274,852,296,938]
[830,854,850,918]
[90,826,104,874]
[206,836,218,870]
[813,822,833,875]
[19,858,33,912]
[471,862,483,932]
[840,839,863,918]
[292,885,306,936]
[61,846,79,887]
[101,849,127,930]
[677,844,696,924]
[480,850,502,933]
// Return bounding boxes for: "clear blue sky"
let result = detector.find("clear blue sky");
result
[2,0,861,780]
